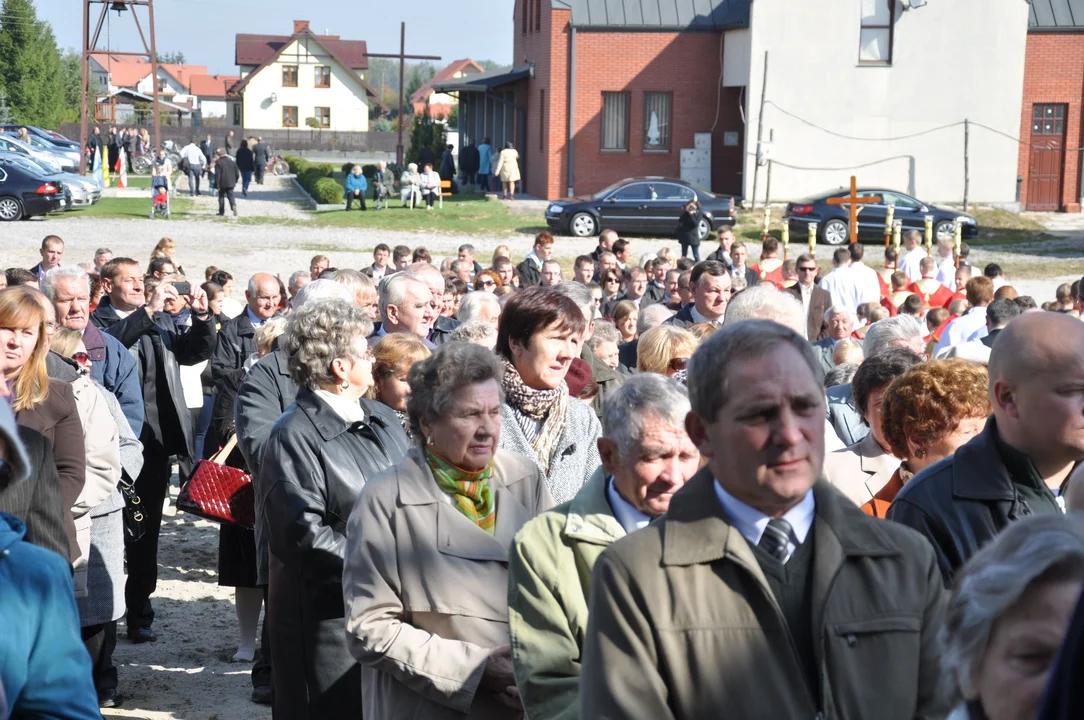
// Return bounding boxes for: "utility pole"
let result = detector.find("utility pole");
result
[80,0,162,174]
[749,51,768,211]
[366,22,441,166]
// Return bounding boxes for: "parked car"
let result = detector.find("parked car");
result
[0,153,99,208]
[0,124,80,152]
[0,159,69,221]
[0,134,68,174]
[2,131,80,171]
[545,176,736,239]
[783,187,979,246]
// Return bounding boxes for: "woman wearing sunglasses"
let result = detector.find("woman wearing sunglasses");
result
[635,325,698,377]
[473,269,503,294]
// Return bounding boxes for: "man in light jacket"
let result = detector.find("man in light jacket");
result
[508,374,699,719]
[580,320,948,719]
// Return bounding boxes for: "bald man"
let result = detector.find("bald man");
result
[211,272,282,383]
[888,312,1084,584]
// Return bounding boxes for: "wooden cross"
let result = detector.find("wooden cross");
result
[366,22,441,166]
[825,176,881,244]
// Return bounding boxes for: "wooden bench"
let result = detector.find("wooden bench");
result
[439,180,453,209]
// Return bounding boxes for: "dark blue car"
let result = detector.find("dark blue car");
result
[784,188,979,246]
[545,176,736,240]
[0,159,68,221]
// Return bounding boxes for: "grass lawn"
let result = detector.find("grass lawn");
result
[299,193,546,235]
[64,196,193,219]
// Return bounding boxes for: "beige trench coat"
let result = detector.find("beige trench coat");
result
[344,447,553,719]
[495,148,520,184]
[821,431,899,506]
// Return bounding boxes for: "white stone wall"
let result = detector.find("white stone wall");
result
[740,0,1029,205]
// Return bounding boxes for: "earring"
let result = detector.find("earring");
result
[340,379,349,391]
[427,434,434,446]
[914,448,926,458]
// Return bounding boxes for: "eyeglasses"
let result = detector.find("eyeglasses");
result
[480,280,496,288]
[72,351,90,365]
[669,357,690,372]
[798,266,818,273]
[604,277,620,284]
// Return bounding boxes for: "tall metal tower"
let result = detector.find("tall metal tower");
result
[79,0,162,173]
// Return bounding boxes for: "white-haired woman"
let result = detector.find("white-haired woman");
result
[344,165,368,211]
[344,342,552,718]
[942,514,1084,720]
[400,162,421,207]
[260,300,411,718]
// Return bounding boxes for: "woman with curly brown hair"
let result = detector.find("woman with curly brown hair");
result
[473,269,502,293]
[864,359,990,518]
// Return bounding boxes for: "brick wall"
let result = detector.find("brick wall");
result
[1019,32,1084,211]
[514,1,736,200]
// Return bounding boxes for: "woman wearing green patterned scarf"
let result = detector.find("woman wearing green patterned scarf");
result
[343,342,553,718]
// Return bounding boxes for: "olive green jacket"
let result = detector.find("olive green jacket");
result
[507,468,626,720]
[581,469,949,719]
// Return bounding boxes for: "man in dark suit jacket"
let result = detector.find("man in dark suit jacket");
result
[252,137,270,184]
[211,273,281,385]
[200,134,216,189]
[516,234,555,288]
[91,257,216,643]
[980,297,1020,349]
[729,241,760,289]
[785,253,833,341]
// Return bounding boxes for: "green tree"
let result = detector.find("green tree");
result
[0,90,12,123]
[405,100,446,167]
[448,105,459,128]
[404,61,436,102]
[59,49,82,123]
[477,60,512,73]
[156,51,186,64]
[0,0,66,128]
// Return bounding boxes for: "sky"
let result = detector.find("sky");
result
[31,0,514,76]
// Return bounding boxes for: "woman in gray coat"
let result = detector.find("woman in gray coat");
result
[344,342,552,719]
[259,300,410,720]
[496,288,601,503]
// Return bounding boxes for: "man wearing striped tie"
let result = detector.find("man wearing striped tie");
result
[581,319,948,719]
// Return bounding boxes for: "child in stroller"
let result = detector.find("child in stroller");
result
[150,177,170,219]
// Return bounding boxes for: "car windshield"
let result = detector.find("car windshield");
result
[684,182,716,200]
[3,155,49,175]
[592,180,631,199]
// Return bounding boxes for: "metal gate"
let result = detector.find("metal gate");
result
[1028,103,1067,211]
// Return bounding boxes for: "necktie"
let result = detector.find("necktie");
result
[759,518,793,563]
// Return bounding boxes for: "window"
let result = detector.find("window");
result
[859,0,893,64]
[282,106,298,128]
[315,106,331,128]
[880,191,921,210]
[282,65,298,87]
[534,0,541,31]
[643,92,672,152]
[612,183,652,201]
[315,66,331,88]
[655,183,694,202]
[601,92,630,151]
[232,103,242,126]
[1033,104,1066,135]
[522,0,528,33]
[539,89,545,150]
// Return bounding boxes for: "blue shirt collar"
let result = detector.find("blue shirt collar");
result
[606,475,653,534]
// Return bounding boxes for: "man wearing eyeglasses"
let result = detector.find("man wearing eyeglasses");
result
[784,253,832,341]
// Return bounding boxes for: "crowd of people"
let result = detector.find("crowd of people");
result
[7,222,1084,720]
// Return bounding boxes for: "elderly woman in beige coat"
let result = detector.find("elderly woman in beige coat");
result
[344,342,552,719]
[494,141,520,201]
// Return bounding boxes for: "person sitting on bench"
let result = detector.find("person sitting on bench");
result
[420,162,442,210]
[400,162,421,208]
[344,165,368,210]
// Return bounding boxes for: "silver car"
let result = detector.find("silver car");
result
[0,134,68,173]
[11,132,81,171]
[0,152,100,208]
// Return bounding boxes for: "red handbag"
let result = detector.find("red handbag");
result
[177,435,255,529]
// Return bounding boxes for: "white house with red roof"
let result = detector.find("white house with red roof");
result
[410,59,485,118]
[226,20,382,131]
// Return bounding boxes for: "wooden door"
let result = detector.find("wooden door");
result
[1028,104,1066,211]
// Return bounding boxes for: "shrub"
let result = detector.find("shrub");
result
[314,163,337,176]
[284,155,310,175]
[298,166,329,192]
[362,164,378,180]
[341,162,358,175]
[312,177,344,205]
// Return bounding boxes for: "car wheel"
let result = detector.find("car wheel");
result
[821,219,849,246]
[0,197,23,221]
[696,218,712,242]
[935,220,955,241]
[570,212,597,237]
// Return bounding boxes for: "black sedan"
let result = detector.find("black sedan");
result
[545,177,736,240]
[0,159,68,221]
[784,188,979,246]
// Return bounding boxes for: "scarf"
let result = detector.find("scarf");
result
[426,446,496,534]
[502,359,568,475]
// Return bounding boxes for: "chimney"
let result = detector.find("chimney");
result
[293,20,310,34]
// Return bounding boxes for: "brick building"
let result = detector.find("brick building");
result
[1019,1,1084,211]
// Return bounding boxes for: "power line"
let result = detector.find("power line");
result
[764,100,964,142]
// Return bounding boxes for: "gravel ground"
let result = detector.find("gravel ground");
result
[6,175,1078,305]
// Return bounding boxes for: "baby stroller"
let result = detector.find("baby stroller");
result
[150,176,171,219]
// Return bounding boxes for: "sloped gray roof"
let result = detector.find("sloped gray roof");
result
[552,0,749,30]
[1030,0,1084,29]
